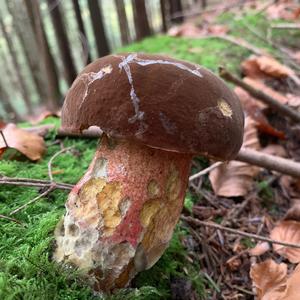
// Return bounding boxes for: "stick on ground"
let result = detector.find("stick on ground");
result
[182,215,300,249]
[219,67,300,123]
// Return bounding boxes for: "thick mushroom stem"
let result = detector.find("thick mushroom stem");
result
[54,135,192,291]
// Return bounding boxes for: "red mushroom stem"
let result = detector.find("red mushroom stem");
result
[54,135,192,291]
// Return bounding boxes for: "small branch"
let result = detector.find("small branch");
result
[181,215,300,249]
[9,185,55,215]
[189,161,223,181]
[236,148,300,178]
[219,67,300,123]
[0,130,8,148]
[0,213,22,225]
[48,146,74,181]
[0,176,73,190]
[271,24,300,30]
[200,34,264,56]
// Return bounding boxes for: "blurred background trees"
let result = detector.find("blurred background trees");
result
[0,0,206,121]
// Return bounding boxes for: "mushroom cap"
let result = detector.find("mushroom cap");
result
[62,53,244,160]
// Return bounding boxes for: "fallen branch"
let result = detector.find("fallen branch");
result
[219,67,300,123]
[200,35,264,56]
[181,215,300,249]
[25,126,300,177]
[0,176,73,190]
[189,161,223,181]
[9,185,55,215]
[48,146,74,181]
[0,213,22,225]
[236,148,300,178]
[271,24,300,30]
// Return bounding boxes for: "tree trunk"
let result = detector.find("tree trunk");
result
[0,15,33,115]
[87,0,110,57]
[28,0,61,110]
[6,0,47,104]
[71,0,92,64]
[0,82,20,121]
[47,0,77,86]
[114,0,130,45]
[132,0,152,40]
[169,0,184,24]
[160,0,168,32]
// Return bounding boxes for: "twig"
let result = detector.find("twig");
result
[181,216,300,249]
[271,24,300,30]
[9,186,55,215]
[0,176,73,190]
[199,34,264,56]
[189,162,223,181]
[48,146,74,181]
[219,67,300,123]
[0,130,8,148]
[0,213,22,225]
[237,148,300,178]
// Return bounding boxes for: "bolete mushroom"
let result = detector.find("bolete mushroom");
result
[54,53,244,291]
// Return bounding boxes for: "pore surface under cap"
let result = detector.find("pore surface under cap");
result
[62,53,244,160]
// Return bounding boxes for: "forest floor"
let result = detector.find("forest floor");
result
[1,2,300,299]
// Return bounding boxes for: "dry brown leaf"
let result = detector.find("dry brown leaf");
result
[266,1,300,21]
[242,55,295,79]
[250,260,300,300]
[250,259,287,300]
[249,241,271,256]
[262,144,287,157]
[209,116,260,197]
[284,200,300,222]
[168,23,203,38]
[28,109,61,125]
[270,220,300,263]
[0,123,45,161]
[281,264,300,300]
[255,56,295,79]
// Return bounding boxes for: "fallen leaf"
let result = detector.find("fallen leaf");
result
[250,259,287,300]
[262,144,287,157]
[284,200,300,222]
[281,264,300,300]
[209,116,260,197]
[250,260,300,300]
[270,220,300,263]
[266,2,300,21]
[242,55,295,79]
[249,241,271,256]
[0,123,45,161]
[27,109,61,125]
[168,23,203,38]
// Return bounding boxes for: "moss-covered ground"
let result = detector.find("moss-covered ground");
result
[1,10,298,300]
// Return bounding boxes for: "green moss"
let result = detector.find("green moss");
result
[118,35,250,73]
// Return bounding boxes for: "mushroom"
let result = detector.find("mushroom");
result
[54,53,244,291]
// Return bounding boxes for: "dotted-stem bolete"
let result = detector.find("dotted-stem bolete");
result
[54,53,244,291]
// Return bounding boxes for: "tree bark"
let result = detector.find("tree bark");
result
[6,0,47,103]
[47,0,77,86]
[114,0,130,45]
[160,0,168,32]
[169,0,184,24]
[132,0,152,40]
[0,15,33,115]
[87,0,110,57]
[27,0,61,110]
[71,0,92,64]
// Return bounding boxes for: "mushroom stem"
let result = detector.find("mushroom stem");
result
[54,135,192,291]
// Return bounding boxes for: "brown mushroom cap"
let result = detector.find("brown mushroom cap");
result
[62,53,244,160]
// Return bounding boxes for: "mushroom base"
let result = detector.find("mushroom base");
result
[53,136,192,291]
